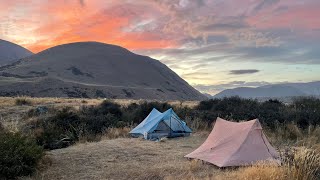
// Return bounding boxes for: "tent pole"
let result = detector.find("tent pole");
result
[170,116,172,137]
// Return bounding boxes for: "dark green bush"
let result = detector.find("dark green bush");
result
[28,107,81,149]
[0,132,44,179]
[194,96,320,129]
[27,101,124,149]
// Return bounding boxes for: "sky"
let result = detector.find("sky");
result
[0,0,320,95]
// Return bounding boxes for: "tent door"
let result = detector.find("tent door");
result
[154,121,172,133]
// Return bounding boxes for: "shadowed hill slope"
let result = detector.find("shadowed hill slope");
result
[0,42,206,100]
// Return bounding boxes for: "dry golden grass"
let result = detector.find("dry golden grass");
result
[103,127,131,140]
[77,127,132,143]
[185,117,212,131]
[0,97,103,107]
[0,97,199,108]
[265,123,320,149]
[218,147,320,180]
[218,163,286,180]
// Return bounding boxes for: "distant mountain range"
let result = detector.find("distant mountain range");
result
[0,41,206,100]
[213,81,320,99]
[0,39,33,66]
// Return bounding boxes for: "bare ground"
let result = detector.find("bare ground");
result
[28,133,226,180]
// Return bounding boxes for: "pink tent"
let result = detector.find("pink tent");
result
[185,117,280,167]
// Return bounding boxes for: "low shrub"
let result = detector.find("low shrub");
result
[27,101,126,149]
[0,132,44,179]
[27,107,81,149]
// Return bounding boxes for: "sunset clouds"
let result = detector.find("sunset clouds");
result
[1,0,320,94]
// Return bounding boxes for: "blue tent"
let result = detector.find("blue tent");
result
[130,108,192,139]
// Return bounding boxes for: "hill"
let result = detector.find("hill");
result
[0,39,33,66]
[213,81,320,99]
[0,42,206,100]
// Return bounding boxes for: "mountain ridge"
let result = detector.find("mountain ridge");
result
[213,81,320,99]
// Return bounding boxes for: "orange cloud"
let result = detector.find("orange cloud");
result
[1,0,177,53]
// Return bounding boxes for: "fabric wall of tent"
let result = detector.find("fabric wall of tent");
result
[185,117,280,167]
[129,108,192,140]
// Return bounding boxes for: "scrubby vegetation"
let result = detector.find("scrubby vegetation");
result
[20,96,320,150]
[193,97,320,129]
[0,130,44,179]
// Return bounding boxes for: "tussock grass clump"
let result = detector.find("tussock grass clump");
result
[222,148,320,180]
[104,127,131,139]
[220,163,286,180]
[184,117,210,131]
[15,97,32,106]
[266,123,320,148]
[284,147,320,180]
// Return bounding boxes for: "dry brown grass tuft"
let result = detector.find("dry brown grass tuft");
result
[15,97,33,106]
[77,127,132,143]
[285,147,320,180]
[103,127,131,139]
[220,147,320,180]
[219,163,286,180]
[185,117,211,131]
[265,123,320,149]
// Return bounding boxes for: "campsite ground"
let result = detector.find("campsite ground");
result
[1,97,319,180]
[0,97,225,179]
[27,133,226,180]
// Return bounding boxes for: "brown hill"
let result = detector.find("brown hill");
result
[0,42,206,100]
